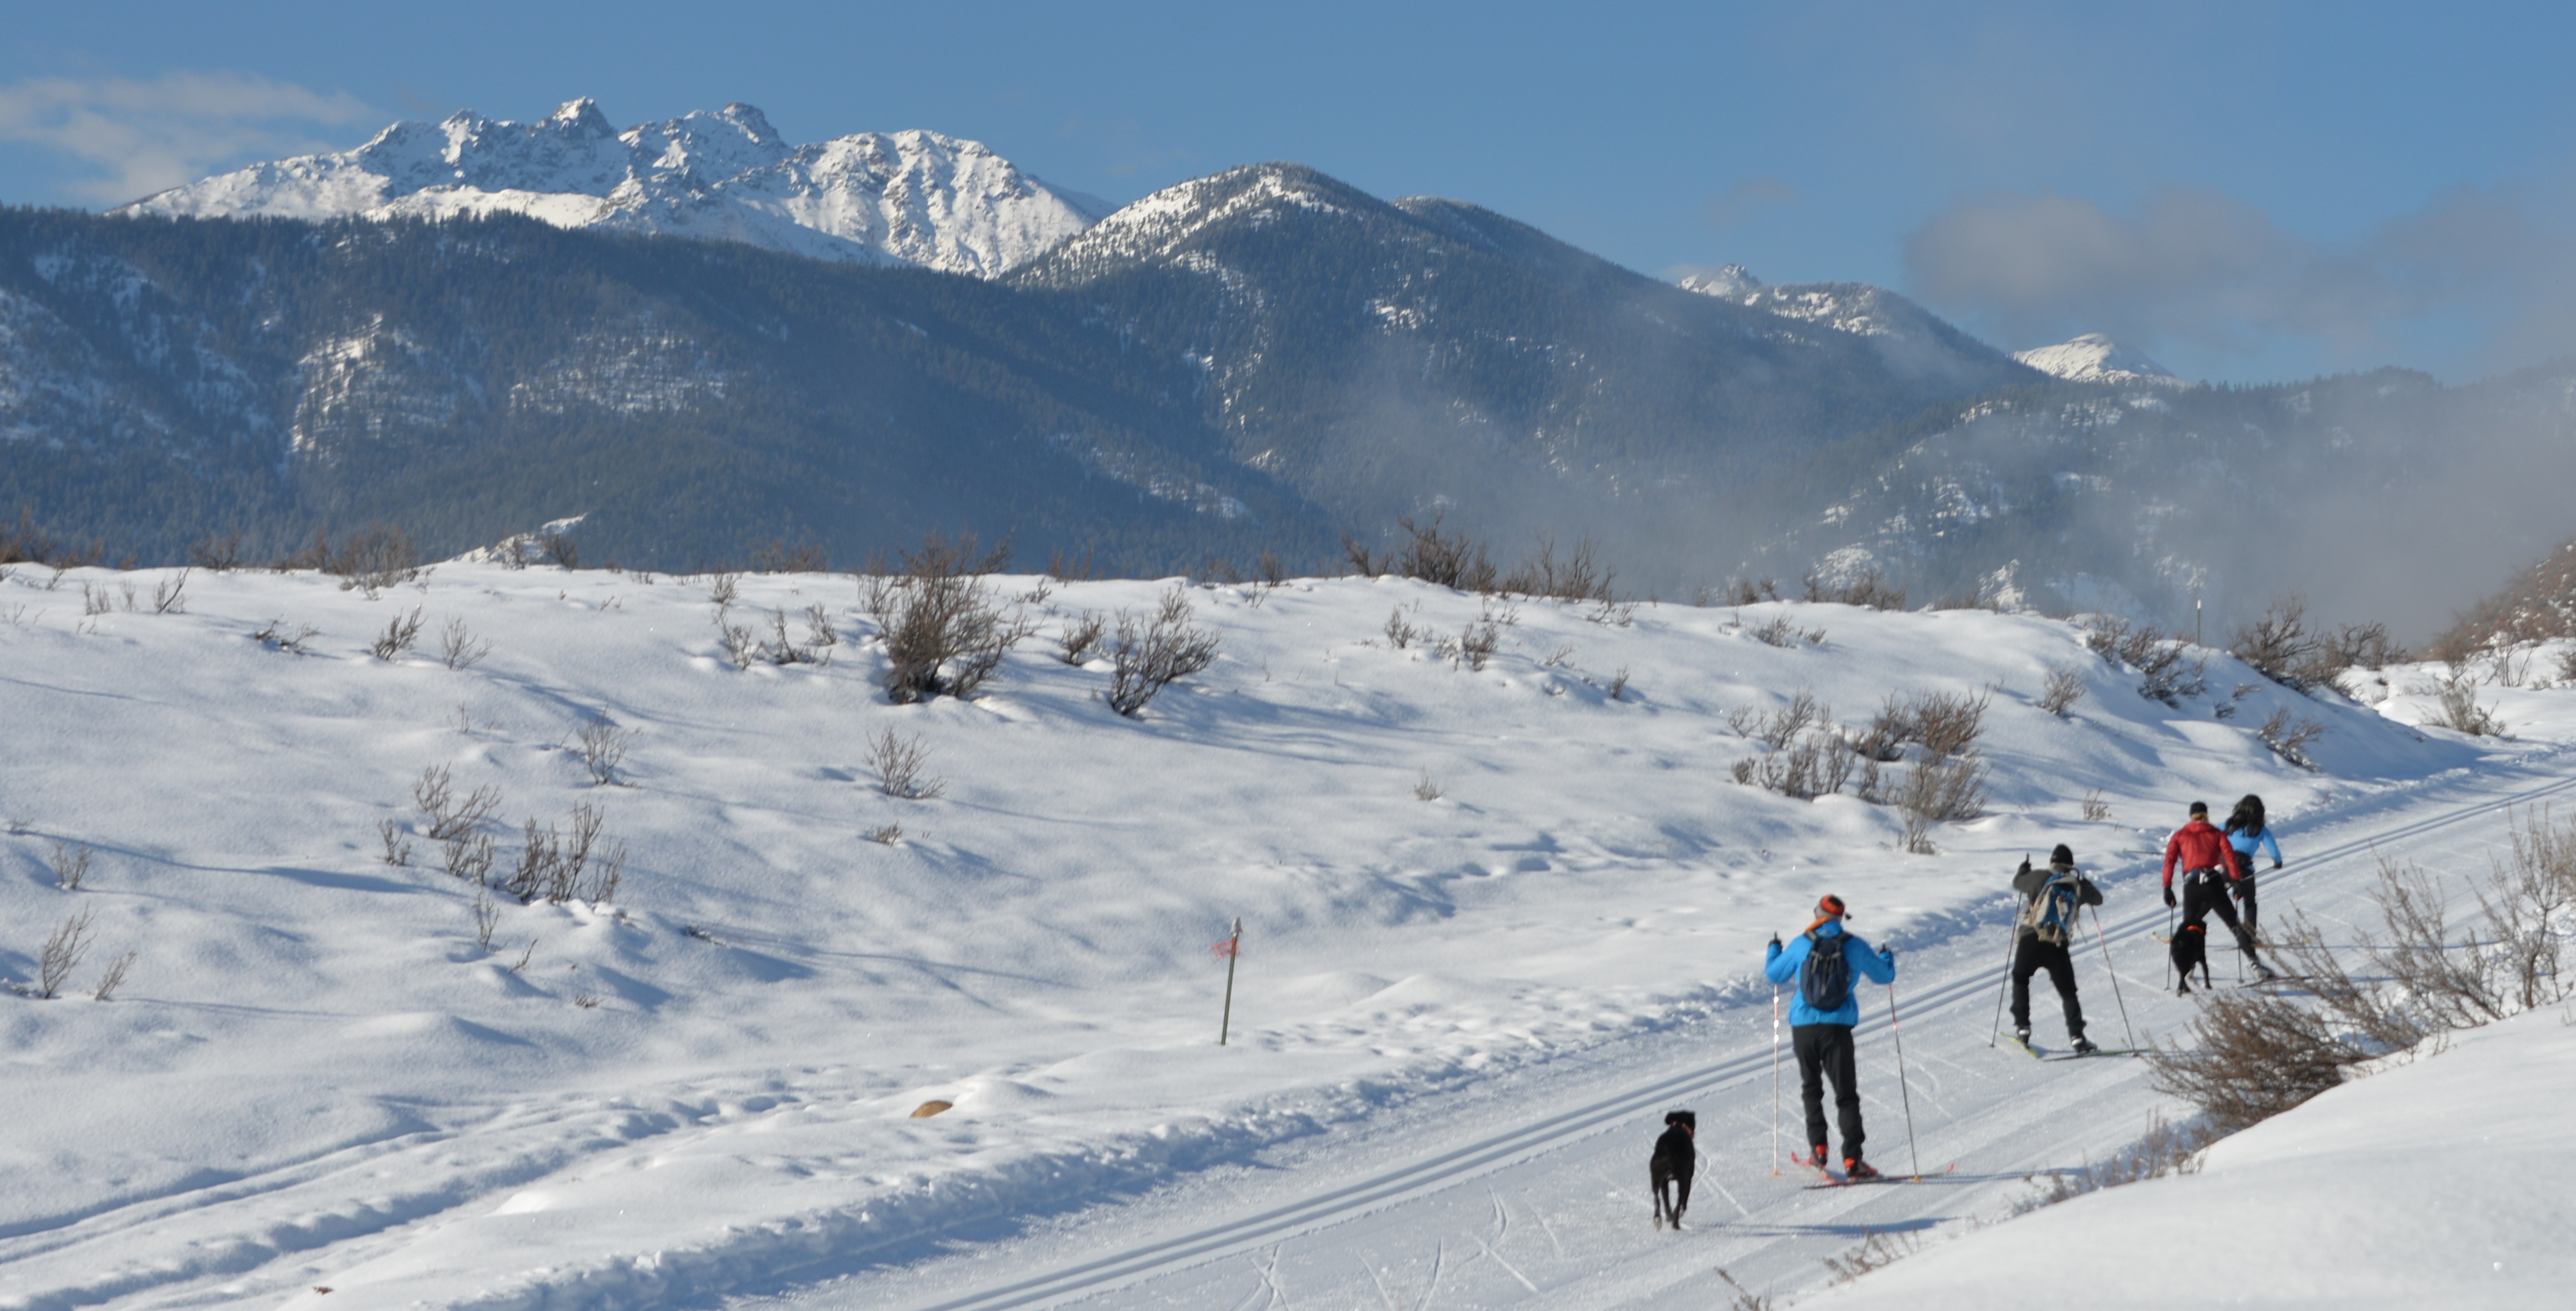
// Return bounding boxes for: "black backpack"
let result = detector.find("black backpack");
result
[1800,931,1852,1010]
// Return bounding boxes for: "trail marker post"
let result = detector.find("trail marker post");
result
[1215,918,1244,1045]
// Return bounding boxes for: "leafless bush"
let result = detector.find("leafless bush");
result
[1106,586,1221,717]
[2082,789,2112,823]
[1722,577,1781,605]
[49,840,90,891]
[38,909,94,999]
[2145,989,2363,1134]
[1414,770,1443,801]
[1388,509,1497,591]
[2230,596,2318,687]
[1741,732,1856,800]
[378,819,412,867]
[188,528,247,571]
[249,617,319,655]
[1896,755,1988,851]
[2430,668,2506,736]
[1752,690,1826,750]
[504,801,624,904]
[2015,1113,2210,1213]
[1384,607,1427,649]
[1450,618,1501,671]
[79,582,110,617]
[1057,611,1107,664]
[2039,664,2087,716]
[371,607,426,660]
[865,727,946,799]
[879,533,1030,703]
[760,605,832,665]
[1607,667,1630,700]
[2323,620,2407,676]
[575,714,632,786]
[2258,707,2326,768]
[867,824,903,845]
[1804,567,1908,611]
[415,766,502,844]
[803,603,839,650]
[750,539,830,574]
[715,610,757,667]
[708,572,740,607]
[540,529,580,569]
[1823,1230,1924,1283]
[301,523,424,597]
[1498,535,1617,603]
[472,887,499,950]
[90,950,136,1002]
[2086,615,2205,704]
[152,569,189,615]
[1715,1269,1776,1311]
[443,831,496,885]
[1908,689,1988,761]
[438,617,492,670]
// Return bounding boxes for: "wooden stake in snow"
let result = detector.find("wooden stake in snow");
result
[1214,917,1244,1045]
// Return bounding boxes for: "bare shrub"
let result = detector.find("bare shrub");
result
[540,529,580,569]
[2258,707,2326,769]
[1896,755,1988,850]
[438,617,492,670]
[1498,535,1616,603]
[2086,615,2205,704]
[1805,567,1907,611]
[760,605,832,665]
[2082,789,2112,823]
[415,766,502,844]
[1607,667,1630,700]
[188,528,248,571]
[49,840,90,891]
[472,887,499,950]
[2230,595,2318,687]
[249,617,319,655]
[2016,1114,2209,1214]
[574,714,632,786]
[151,569,189,615]
[311,523,424,597]
[1106,586,1221,717]
[715,610,757,668]
[378,819,412,867]
[1746,614,1797,647]
[2430,668,2506,736]
[2039,664,2087,716]
[1389,509,1496,592]
[1450,618,1500,671]
[1746,732,1855,800]
[38,909,94,999]
[1908,689,1988,761]
[865,728,946,800]
[1823,1230,1924,1283]
[1384,607,1427,649]
[90,950,136,1001]
[802,603,840,650]
[878,533,1030,703]
[443,831,496,885]
[1715,1269,1776,1311]
[504,801,623,904]
[2145,990,2362,1134]
[1057,611,1107,664]
[867,824,903,845]
[371,607,426,660]
[750,539,830,574]
[1414,770,1443,801]
[1755,690,1825,750]
[708,571,741,607]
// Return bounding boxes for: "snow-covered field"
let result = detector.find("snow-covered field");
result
[0,561,2560,1309]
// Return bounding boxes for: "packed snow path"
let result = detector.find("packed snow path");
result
[757,760,2576,1310]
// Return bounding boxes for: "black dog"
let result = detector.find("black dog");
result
[1651,1110,1696,1229]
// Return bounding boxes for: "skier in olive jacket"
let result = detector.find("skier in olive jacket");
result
[1764,894,1898,1178]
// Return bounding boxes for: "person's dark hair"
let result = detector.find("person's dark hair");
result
[2227,793,2266,836]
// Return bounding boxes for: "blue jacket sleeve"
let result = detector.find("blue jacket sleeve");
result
[1846,933,1897,984]
[2258,830,2282,865]
[1764,936,1805,984]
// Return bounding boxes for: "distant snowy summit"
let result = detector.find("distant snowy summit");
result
[2013,333,2186,387]
[116,98,1106,278]
[1676,263,1763,297]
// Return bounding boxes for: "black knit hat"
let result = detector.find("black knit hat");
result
[2189,800,2209,817]
[2050,844,2076,867]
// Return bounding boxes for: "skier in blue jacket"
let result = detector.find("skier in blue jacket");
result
[2224,794,2284,941]
[1764,894,1898,1178]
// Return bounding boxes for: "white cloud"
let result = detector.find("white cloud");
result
[1903,183,2574,371]
[0,71,376,205]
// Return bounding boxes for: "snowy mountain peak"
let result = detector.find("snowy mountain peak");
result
[118,100,1103,279]
[2013,333,2186,386]
[1675,264,1763,297]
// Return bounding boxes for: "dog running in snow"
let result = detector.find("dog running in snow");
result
[1651,1110,1696,1229]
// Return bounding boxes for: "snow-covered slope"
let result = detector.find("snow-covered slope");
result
[2012,332,2186,386]
[0,558,2509,1309]
[116,98,1104,278]
[1677,268,2037,387]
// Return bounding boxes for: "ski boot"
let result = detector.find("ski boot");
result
[1806,1144,1829,1169]
[1843,1157,1883,1181]
[2014,1025,2032,1046]
[2070,1035,2099,1055]
[2252,959,2279,982]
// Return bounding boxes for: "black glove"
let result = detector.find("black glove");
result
[1881,947,1896,964]
[2017,857,2031,876]
[1769,932,1782,948]
[2163,887,2178,908]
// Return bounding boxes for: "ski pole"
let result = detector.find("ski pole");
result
[1885,978,1922,1181]
[1987,894,2020,1048]
[2086,902,2137,1050]
[2164,900,2175,992]
[1770,986,1782,1174]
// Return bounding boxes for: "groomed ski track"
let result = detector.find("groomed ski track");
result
[752,753,2576,1311]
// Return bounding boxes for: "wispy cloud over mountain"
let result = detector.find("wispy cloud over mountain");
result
[0,70,373,204]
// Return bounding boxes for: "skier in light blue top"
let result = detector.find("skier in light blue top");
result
[2224,793,2283,940]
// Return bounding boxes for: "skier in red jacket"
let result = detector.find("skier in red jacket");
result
[2163,800,2272,991]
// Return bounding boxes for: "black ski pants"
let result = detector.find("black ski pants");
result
[2231,871,2261,940]
[2010,933,2084,1037]
[1792,1023,1865,1162]
[2174,868,2257,978]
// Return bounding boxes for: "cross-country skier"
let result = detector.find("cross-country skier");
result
[2163,800,2271,990]
[1764,894,1898,1179]
[2011,844,2103,1051]
[2224,793,2283,941]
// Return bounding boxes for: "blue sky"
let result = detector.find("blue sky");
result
[5,0,2570,384]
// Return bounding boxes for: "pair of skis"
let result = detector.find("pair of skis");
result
[1998,1030,2138,1060]
[1784,1153,1955,1189]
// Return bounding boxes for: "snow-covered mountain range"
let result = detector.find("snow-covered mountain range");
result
[2012,332,2185,386]
[116,98,1105,278]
